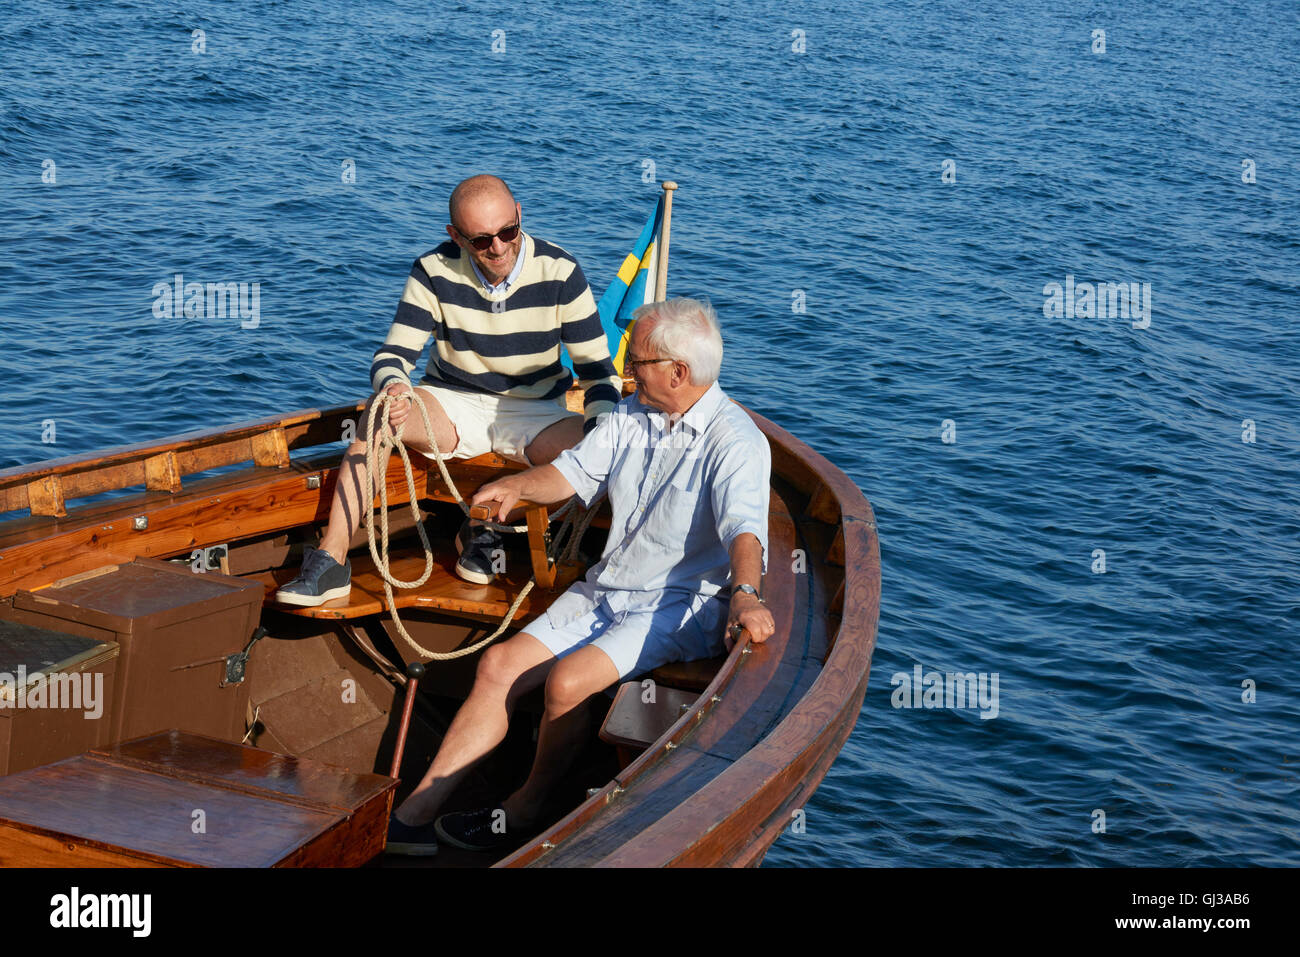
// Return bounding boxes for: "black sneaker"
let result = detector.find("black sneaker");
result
[454,520,503,585]
[275,546,351,606]
[434,806,514,852]
[384,812,439,856]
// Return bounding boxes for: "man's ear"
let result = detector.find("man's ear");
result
[445,224,459,243]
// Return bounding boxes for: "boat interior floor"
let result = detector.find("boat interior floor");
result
[237,502,630,867]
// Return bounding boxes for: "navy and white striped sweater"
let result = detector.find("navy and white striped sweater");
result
[370,232,622,431]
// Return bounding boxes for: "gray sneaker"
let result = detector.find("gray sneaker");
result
[455,520,503,585]
[275,546,352,606]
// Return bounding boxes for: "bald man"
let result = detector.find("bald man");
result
[276,174,622,605]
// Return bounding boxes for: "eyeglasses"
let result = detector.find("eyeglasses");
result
[625,355,674,371]
[455,221,520,251]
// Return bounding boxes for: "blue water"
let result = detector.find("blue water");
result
[1,0,1297,867]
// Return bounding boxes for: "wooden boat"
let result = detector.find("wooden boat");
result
[0,188,880,866]
[0,388,879,866]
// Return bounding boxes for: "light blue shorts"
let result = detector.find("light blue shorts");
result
[520,582,729,680]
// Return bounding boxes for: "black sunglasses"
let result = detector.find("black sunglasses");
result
[455,221,520,251]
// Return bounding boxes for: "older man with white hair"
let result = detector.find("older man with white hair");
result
[385,297,774,856]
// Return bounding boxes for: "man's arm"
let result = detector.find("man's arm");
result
[370,258,439,394]
[472,465,576,523]
[725,532,775,651]
[473,396,623,520]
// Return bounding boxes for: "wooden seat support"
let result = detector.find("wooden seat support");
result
[466,501,583,591]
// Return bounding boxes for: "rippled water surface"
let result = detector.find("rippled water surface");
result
[1,0,1297,866]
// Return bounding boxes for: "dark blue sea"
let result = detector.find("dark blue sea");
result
[1,0,1296,868]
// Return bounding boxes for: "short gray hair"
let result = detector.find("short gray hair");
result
[632,297,723,385]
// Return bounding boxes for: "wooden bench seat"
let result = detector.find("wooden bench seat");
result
[599,681,701,769]
[245,543,576,623]
[648,655,728,693]
[596,655,728,769]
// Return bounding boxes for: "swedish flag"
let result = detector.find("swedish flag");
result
[596,195,663,375]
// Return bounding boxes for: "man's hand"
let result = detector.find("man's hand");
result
[472,475,526,523]
[382,383,413,431]
[724,591,775,652]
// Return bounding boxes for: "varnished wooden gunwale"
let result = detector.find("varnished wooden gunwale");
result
[0,407,525,599]
[0,397,880,869]
[0,407,344,517]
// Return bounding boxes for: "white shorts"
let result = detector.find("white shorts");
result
[520,581,729,680]
[413,382,578,465]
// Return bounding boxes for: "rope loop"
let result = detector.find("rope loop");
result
[362,384,531,661]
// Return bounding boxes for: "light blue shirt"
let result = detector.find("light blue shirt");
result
[470,231,528,293]
[550,381,771,612]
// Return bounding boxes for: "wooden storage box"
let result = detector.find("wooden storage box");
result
[0,729,396,867]
[0,558,263,746]
[0,620,119,775]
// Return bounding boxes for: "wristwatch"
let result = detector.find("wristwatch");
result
[733,584,764,603]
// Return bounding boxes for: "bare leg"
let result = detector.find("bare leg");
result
[524,414,584,466]
[318,388,459,565]
[501,644,619,827]
[394,632,557,826]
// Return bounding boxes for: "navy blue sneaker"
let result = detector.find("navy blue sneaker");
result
[384,812,439,857]
[455,520,503,585]
[275,546,352,606]
[434,807,513,852]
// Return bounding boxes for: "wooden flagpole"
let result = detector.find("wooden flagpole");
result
[654,181,677,301]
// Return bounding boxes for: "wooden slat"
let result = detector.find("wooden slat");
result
[1,486,26,513]
[425,460,525,504]
[251,428,290,468]
[173,436,256,478]
[827,526,845,567]
[47,460,148,505]
[144,451,182,493]
[805,482,840,525]
[25,475,65,517]
[648,656,726,693]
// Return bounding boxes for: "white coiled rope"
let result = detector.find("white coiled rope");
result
[360,385,590,661]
